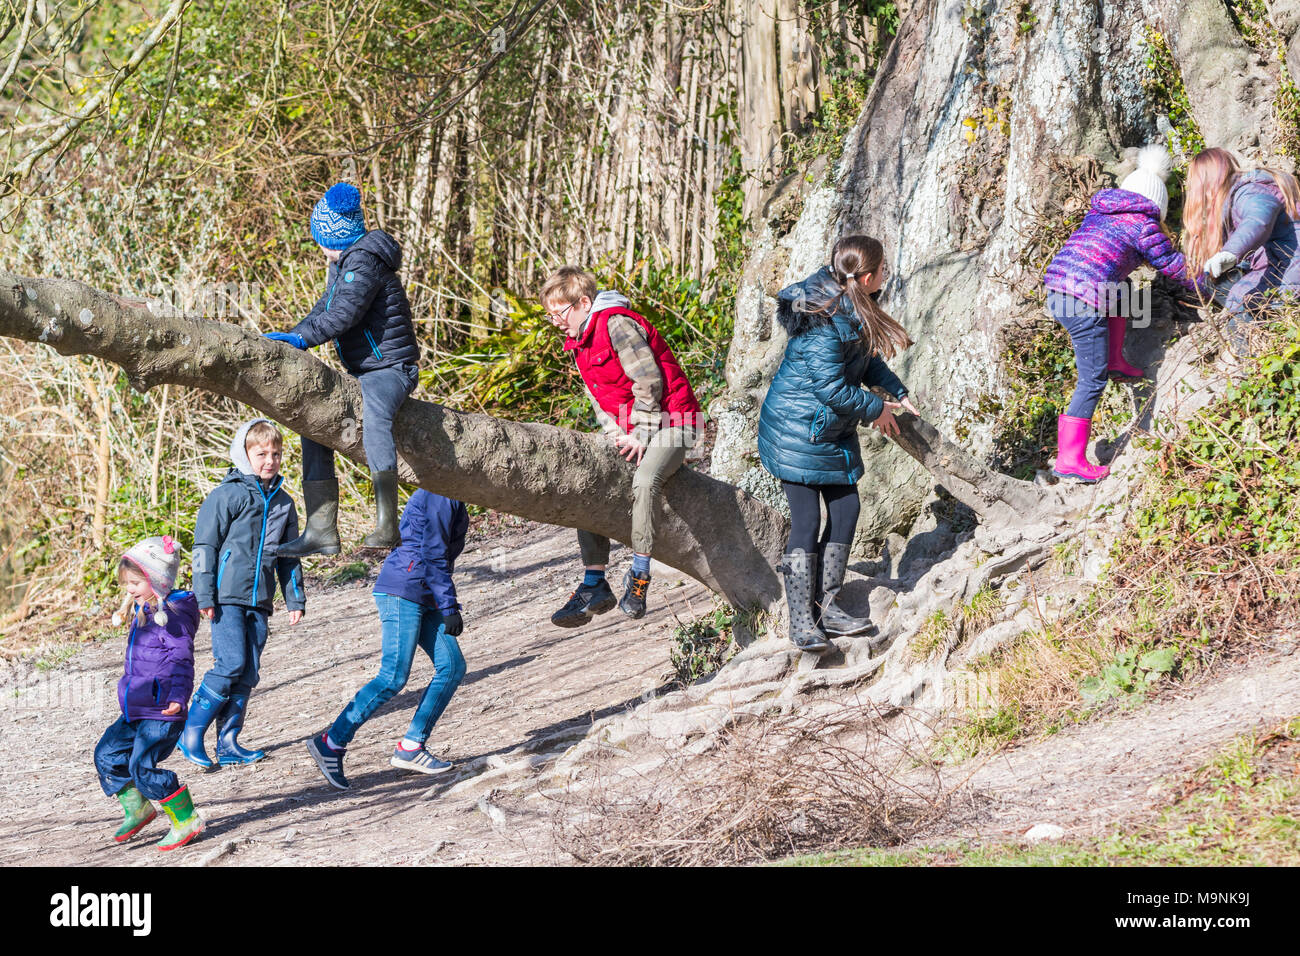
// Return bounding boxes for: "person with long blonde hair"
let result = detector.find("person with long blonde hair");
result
[757,235,918,653]
[1183,147,1300,344]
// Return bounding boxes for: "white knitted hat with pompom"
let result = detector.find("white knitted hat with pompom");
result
[1120,144,1174,220]
[121,535,181,626]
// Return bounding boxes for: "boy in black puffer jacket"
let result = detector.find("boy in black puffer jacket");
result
[265,182,420,555]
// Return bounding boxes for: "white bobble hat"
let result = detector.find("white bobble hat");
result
[1120,144,1175,220]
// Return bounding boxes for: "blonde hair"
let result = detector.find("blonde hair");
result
[117,558,158,626]
[1184,147,1300,274]
[117,557,151,589]
[807,236,914,359]
[244,420,283,451]
[540,266,597,309]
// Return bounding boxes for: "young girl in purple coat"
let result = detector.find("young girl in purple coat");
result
[1042,145,1202,482]
[93,535,206,850]
[1183,147,1300,353]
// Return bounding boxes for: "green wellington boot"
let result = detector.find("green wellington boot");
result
[113,783,158,843]
[278,478,343,557]
[156,784,205,851]
[360,470,401,550]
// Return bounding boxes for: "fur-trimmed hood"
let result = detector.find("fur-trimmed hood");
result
[776,267,858,339]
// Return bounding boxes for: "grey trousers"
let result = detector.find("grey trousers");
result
[577,427,694,565]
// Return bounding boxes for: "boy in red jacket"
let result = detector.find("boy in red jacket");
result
[541,266,702,626]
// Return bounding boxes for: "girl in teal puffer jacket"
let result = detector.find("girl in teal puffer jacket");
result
[758,235,918,653]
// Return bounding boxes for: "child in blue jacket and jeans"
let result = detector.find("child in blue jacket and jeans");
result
[94,535,205,850]
[181,419,305,769]
[307,489,469,789]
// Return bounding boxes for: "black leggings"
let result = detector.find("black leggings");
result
[781,481,860,554]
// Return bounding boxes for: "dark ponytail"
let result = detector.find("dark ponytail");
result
[819,235,913,359]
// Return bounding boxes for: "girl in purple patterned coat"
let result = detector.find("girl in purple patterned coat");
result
[93,536,206,851]
[1042,145,1201,482]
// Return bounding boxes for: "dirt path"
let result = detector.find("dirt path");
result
[3,514,1297,866]
[932,647,1300,844]
[0,521,712,866]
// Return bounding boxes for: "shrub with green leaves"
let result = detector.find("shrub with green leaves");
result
[670,604,737,685]
[1137,327,1300,557]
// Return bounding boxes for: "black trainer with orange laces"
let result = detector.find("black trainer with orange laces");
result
[619,568,651,619]
[550,577,618,628]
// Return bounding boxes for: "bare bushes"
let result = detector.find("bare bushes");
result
[550,702,953,866]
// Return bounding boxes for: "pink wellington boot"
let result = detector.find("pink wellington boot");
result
[1107,316,1145,379]
[1053,414,1110,483]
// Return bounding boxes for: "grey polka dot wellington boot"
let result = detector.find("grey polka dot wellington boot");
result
[781,550,831,654]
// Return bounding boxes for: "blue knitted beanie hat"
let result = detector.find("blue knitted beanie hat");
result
[310,182,366,250]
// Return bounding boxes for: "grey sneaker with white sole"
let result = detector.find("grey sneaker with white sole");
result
[390,746,452,775]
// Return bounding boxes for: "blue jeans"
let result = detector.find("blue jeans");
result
[202,604,270,698]
[303,363,419,480]
[94,715,182,801]
[1049,292,1108,419]
[329,593,466,747]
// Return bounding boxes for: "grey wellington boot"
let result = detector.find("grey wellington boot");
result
[819,542,876,637]
[278,479,342,557]
[781,550,831,654]
[360,470,402,550]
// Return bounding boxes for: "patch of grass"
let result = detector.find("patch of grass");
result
[786,717,1300,866]
[33,644,79,671]
[931,704,1023,763]
[911,586,1002,666]
[910,609,951,660]
[328,561,371,587]
[963,584,1001,633]
[669,603,738,686]
[940,315,1300,761]
[1051,538,1081,571]
[1138,324,1300,556]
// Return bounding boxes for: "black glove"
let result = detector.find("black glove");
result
[441,610,464,637]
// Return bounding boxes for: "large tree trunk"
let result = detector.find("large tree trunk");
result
[0,270,1058,617]
[0,272,788,613]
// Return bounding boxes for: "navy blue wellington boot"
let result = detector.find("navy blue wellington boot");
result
[215,694,266,766]
[178,682,226,770]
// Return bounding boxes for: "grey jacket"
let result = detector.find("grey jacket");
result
[192,419,306,616]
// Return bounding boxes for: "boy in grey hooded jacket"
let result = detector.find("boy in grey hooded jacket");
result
[180,418,305,769]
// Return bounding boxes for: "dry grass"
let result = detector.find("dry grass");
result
[0,336,381,646]
[548,702,954,866]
